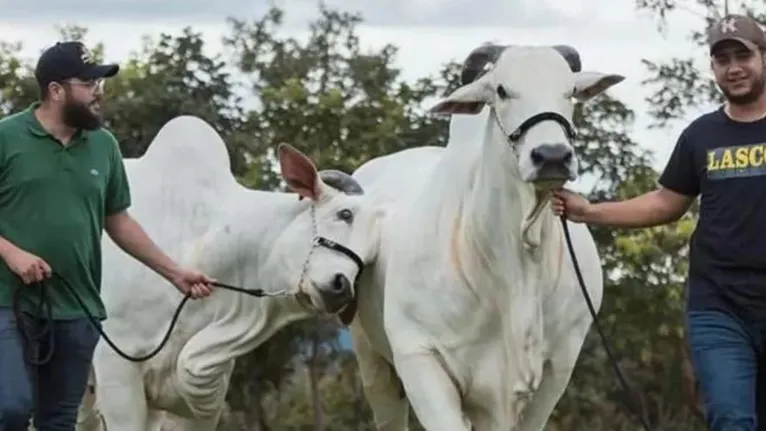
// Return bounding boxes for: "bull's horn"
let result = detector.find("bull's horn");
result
[319,170,364,195]
[460,43,509,85]
[552,45,581,72]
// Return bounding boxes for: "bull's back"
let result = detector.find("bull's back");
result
[353,146,444,209]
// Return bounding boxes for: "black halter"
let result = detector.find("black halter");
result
[507,111,577,143]
[313,236,364,274]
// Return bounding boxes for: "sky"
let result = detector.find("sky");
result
[1,0,725,185]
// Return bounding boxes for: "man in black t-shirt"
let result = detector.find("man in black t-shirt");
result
[552,14,766,431]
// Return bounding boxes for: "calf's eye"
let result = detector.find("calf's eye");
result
[336,209,354,223]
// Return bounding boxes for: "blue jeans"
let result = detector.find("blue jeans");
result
[0,307,100,431]
[688,310,766,430]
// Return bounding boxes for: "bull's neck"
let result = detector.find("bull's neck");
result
[431,109,554,295]
[469,110,537,239]
[440,110,560,377]
[175,189,319,416]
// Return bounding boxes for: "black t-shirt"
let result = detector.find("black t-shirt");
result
[659,107,766,320]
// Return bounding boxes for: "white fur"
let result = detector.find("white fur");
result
[348,45,624,430]
[78,116,384,431]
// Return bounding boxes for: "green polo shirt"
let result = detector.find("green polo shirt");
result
[0,102,131,319]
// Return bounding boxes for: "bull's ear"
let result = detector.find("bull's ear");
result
[572,71,624,102]
[429,76,492,116]
[278,143,321,200]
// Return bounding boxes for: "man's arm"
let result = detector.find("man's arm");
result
[105,211,182,282]
[101,131,179,282]
[583,130,700,228]
[585,187,695,228]
[0,235,19,259]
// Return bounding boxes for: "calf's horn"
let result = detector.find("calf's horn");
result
[319,170,364,195]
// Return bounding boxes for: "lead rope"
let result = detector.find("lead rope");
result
[13,275,270,362]
[559,214,652,430]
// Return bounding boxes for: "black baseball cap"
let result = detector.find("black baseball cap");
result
[34,41,120,88]
[708,14,766,54]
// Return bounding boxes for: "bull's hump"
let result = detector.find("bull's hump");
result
[140,115,234,184]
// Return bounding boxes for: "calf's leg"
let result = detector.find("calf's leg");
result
[92,343,149,431]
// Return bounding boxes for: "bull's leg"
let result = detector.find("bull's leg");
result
[349,322,410,431]
[392,352,472,431]
[155,414,221,431]
[144,409,168,431]
[515,223,604,430]
[92,344,149,431]
[515,321,592,430]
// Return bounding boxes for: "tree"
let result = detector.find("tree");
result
[101,27,254,176]
[222,4,453,189]
[0,4,711,428]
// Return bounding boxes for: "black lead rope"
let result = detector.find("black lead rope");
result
[559,214,653,431]
[12,234,365,365]
[12,273,269,363]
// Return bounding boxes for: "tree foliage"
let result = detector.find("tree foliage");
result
[223,5,454,189]
[1,2,721,429]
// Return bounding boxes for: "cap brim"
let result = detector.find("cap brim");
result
[81,64,120,79]
[710,37,758,54]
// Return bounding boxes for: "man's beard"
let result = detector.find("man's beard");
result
[721,73,766,106]
[62,98,102,130]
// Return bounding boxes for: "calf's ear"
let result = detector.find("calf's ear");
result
[278,143,322,201]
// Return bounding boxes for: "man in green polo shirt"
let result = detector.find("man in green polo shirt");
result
[0,41,216,430]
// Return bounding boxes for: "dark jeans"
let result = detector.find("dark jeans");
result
[0,307,99,431]
[688,310,766,430]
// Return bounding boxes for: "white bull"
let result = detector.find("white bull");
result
[81,116,384,431]
[348,44,625,430]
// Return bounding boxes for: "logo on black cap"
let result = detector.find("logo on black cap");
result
[720,17,738,33]
[78,44,93,65]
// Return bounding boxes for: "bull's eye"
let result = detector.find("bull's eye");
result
[336,208,354,224]
[496,85,509,99]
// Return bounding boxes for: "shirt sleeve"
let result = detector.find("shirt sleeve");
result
[658,130,700,197]
[104,132,132,216]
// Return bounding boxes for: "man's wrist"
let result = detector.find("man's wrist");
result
[157,261,183,282]
[0,237,19,261]
[582,203,600,223]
